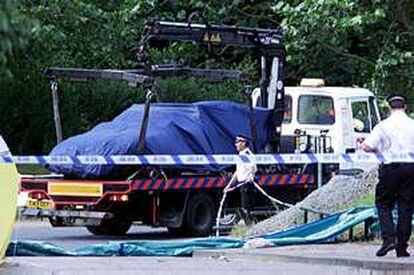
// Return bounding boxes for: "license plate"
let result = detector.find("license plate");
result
[26,199,53,210]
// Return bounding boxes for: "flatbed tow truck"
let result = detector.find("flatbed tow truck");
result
[19,19,381,236]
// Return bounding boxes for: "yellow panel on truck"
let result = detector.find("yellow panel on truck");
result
[0,136,19,264]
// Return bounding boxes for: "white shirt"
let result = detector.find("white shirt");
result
[364,111,414,153]
[0,135,11,156]
[235,147,257,183]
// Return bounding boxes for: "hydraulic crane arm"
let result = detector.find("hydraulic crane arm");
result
[44,68,154,87]
[44,66,247,86]
[137,20,285,151]
[138,20,283,49]
[127,64,248,82]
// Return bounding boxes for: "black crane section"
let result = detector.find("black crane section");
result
[136,20,286,151]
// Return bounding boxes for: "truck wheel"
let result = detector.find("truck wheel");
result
[86,218,132,236]
[49,205,75,227]
[48,216,64,227]
[185,193,215,237]
[167,226,187,236]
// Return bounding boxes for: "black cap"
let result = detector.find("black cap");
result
[386,94,406,109]
[386,94,406,104]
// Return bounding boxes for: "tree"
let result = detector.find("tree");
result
[276,0,413,106]
[0,0,32,78]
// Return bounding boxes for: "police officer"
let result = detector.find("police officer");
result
[361,94,414,257]
[225,134,257,225]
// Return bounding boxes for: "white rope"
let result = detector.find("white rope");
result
[215,179,331,236]
[215,190,229,237]
[251,181,330,215]
[215,183,243,237]
[251,181,294,209]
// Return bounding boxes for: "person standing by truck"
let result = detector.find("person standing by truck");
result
[360,94,414,257]
[224,134,257,225]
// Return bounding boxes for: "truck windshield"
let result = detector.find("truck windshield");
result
[298,95,335,125]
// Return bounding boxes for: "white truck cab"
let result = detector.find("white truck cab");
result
[253,79,381,155]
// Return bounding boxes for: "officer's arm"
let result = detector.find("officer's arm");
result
[362,125,383,153]
[225,173,237,192]
[362,143,377,153]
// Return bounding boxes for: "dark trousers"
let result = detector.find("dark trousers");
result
[240,182,254,224]
[376,163,414,251]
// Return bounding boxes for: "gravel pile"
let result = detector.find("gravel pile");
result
[244,168,378,238]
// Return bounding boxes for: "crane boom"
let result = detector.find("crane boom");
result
[137,19,285,151]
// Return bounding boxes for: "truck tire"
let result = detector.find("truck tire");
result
[48,216,64,227]
[86,218,132,236]
[185,193,215,237]
[167,225,187,236]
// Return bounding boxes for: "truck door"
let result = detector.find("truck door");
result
[339,97,381,172]
[350,97,380,147]
[339,99,354,153]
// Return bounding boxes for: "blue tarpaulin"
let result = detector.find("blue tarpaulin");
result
[6,207,377,257]
[6,238,245,257]
[260,207,376,245]
[46,101,274,179]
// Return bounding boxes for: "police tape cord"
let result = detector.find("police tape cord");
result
[2,152,414,165]
[215,180,330,237]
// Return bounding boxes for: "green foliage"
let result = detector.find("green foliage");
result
[276,0,414,102]
[0,0,33,77]
[0,0,413,154]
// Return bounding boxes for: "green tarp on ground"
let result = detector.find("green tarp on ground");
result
[6,207,376,257]
[260,207,376,245]
[6,238,245,257]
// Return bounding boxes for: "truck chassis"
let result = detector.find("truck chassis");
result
[21,171,315,236]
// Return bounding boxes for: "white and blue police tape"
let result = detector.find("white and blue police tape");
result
[1,152,414,165]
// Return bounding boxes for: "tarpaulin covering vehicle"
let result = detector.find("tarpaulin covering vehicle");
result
[47,101,274,179]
